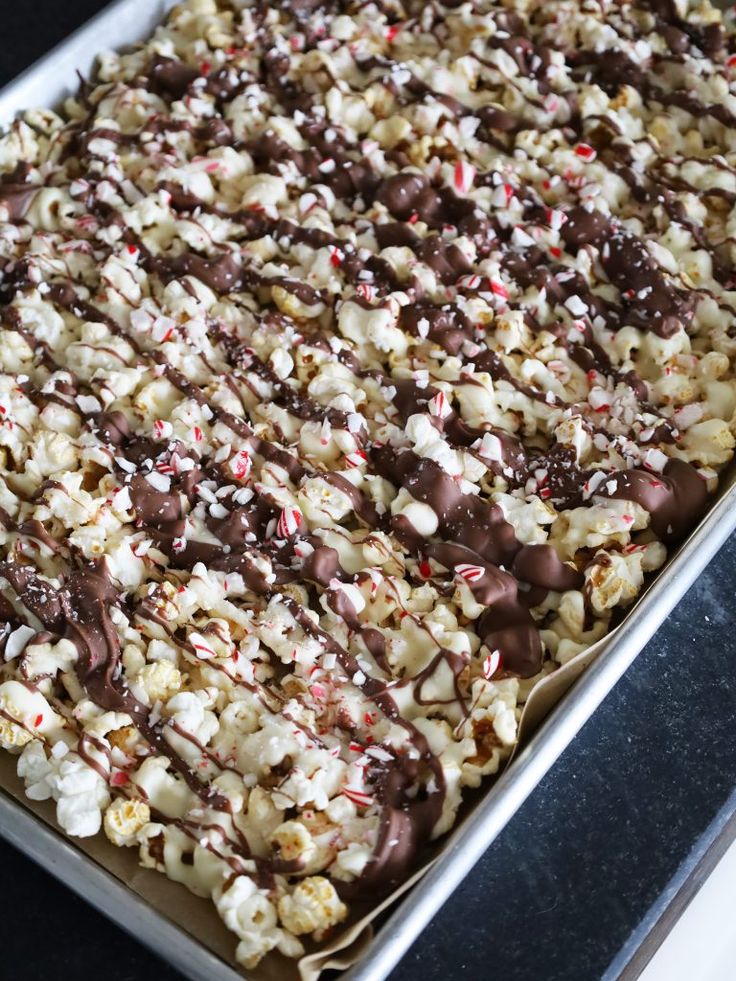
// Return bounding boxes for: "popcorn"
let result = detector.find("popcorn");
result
[277,876,347,937]
[20,744,112,838]
[269,820,316,863]
[104,796,151,847]
[215,875,301,969]
[133,660,183,703]
[677,419,736,467]
[0,0,733,969]
[338,301,406,356]
[0,715,33,750]
[585,551,644,614]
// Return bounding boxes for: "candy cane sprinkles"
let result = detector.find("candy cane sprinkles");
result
[345,449,368,467]
[341,786,374,808]
[230,449,252,479]
[482,650,503,680]
[489,278,510,299]
[574,143,597,161]
[454,160,476,194]
[428,390,452,418]
[277,506,303,538]
[455,564,485,583]
[0,0,731,971]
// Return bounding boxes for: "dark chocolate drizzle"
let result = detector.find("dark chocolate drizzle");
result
[0,0,728,914]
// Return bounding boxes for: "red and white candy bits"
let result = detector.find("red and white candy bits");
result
[1,0,733,969]
[230,449,251,479]
[482,650,503,680]
[277,506,303,538]
[453,160,476,195]
[455,564,485,583]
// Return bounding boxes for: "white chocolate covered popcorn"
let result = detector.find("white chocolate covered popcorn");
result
[0,0,734,969]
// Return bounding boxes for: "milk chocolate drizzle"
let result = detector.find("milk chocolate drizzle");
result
[0,0,725,905]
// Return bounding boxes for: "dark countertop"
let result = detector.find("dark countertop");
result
[1,5,736,980]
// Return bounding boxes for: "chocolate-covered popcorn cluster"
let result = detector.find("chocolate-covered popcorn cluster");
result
[0,0,735,967]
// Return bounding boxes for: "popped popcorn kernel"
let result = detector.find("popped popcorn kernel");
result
[277,876,348,937]
[103,796,151,847]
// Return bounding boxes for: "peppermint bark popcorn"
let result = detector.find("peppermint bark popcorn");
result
[0,0,735,969]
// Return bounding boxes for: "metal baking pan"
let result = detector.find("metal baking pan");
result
[1,2,735,979]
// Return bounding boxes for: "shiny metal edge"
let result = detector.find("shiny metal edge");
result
[0,792,243,981]
[0,0,180,124]
[0,4,735,981]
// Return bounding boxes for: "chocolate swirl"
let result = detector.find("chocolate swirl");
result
[0,0,730,949]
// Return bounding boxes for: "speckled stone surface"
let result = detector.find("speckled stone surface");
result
[1,6,736,980]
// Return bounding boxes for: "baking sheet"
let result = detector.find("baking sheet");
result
[0,2,735,980]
